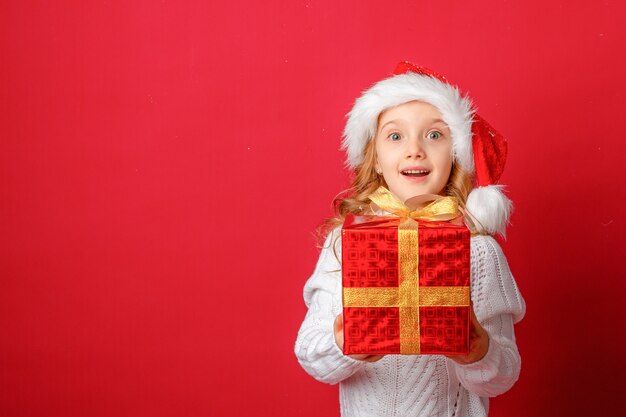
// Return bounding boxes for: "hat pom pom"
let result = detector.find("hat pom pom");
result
[465,185,513,237]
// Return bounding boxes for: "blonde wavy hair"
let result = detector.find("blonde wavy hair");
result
[316,138,475,246]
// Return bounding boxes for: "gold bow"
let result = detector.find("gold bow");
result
[368,186,462,221]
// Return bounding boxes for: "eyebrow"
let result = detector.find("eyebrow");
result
[378,118,448,133]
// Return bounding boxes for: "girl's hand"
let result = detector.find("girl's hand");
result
[446,304,490,365]
[334,314,385,363]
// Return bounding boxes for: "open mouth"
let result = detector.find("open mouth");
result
[401,169,430,178]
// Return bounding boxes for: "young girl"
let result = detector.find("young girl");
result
[294,62,526,417]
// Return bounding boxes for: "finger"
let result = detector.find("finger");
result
[334,314,344,350]
[467,304,488,341]
[348,353,368,360]
[348,354,385,362]
[334,314,343,333]
[363,355,385,362]
[468,303,484,330]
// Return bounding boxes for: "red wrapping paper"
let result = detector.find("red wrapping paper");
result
[342,214,470,355]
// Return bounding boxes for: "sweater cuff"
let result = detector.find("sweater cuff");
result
[453,334,513,398]
[324,338,365,382]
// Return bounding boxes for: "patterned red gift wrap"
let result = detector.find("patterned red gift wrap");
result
[341,214,470,355]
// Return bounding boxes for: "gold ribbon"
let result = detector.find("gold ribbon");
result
[344,186,469,354]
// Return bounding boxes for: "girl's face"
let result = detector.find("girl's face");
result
[374,100,453,203]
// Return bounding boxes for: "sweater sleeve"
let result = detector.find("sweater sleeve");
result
[452,235,526,397]
[294,228,365,385]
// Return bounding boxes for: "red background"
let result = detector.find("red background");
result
[2,1,625,416]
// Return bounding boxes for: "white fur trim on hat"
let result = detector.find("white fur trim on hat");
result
[341,73,475,172]
[465,185,513,237]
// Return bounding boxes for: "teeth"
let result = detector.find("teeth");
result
[403,169,429,174]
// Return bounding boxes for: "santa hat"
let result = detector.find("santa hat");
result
[341,61,512,236]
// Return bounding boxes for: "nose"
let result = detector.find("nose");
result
[405,137,425,159]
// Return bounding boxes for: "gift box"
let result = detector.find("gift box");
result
[341,213,470,355]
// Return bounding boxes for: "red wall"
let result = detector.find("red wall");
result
[2,1,625,416]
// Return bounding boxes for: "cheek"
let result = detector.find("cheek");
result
[375,142,391,169]
[434,147,453,179]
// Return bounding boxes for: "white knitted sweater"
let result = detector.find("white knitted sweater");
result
[294,227,525,417]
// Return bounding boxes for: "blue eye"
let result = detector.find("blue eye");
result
[427,131,441,140]
[388,132,401,141]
